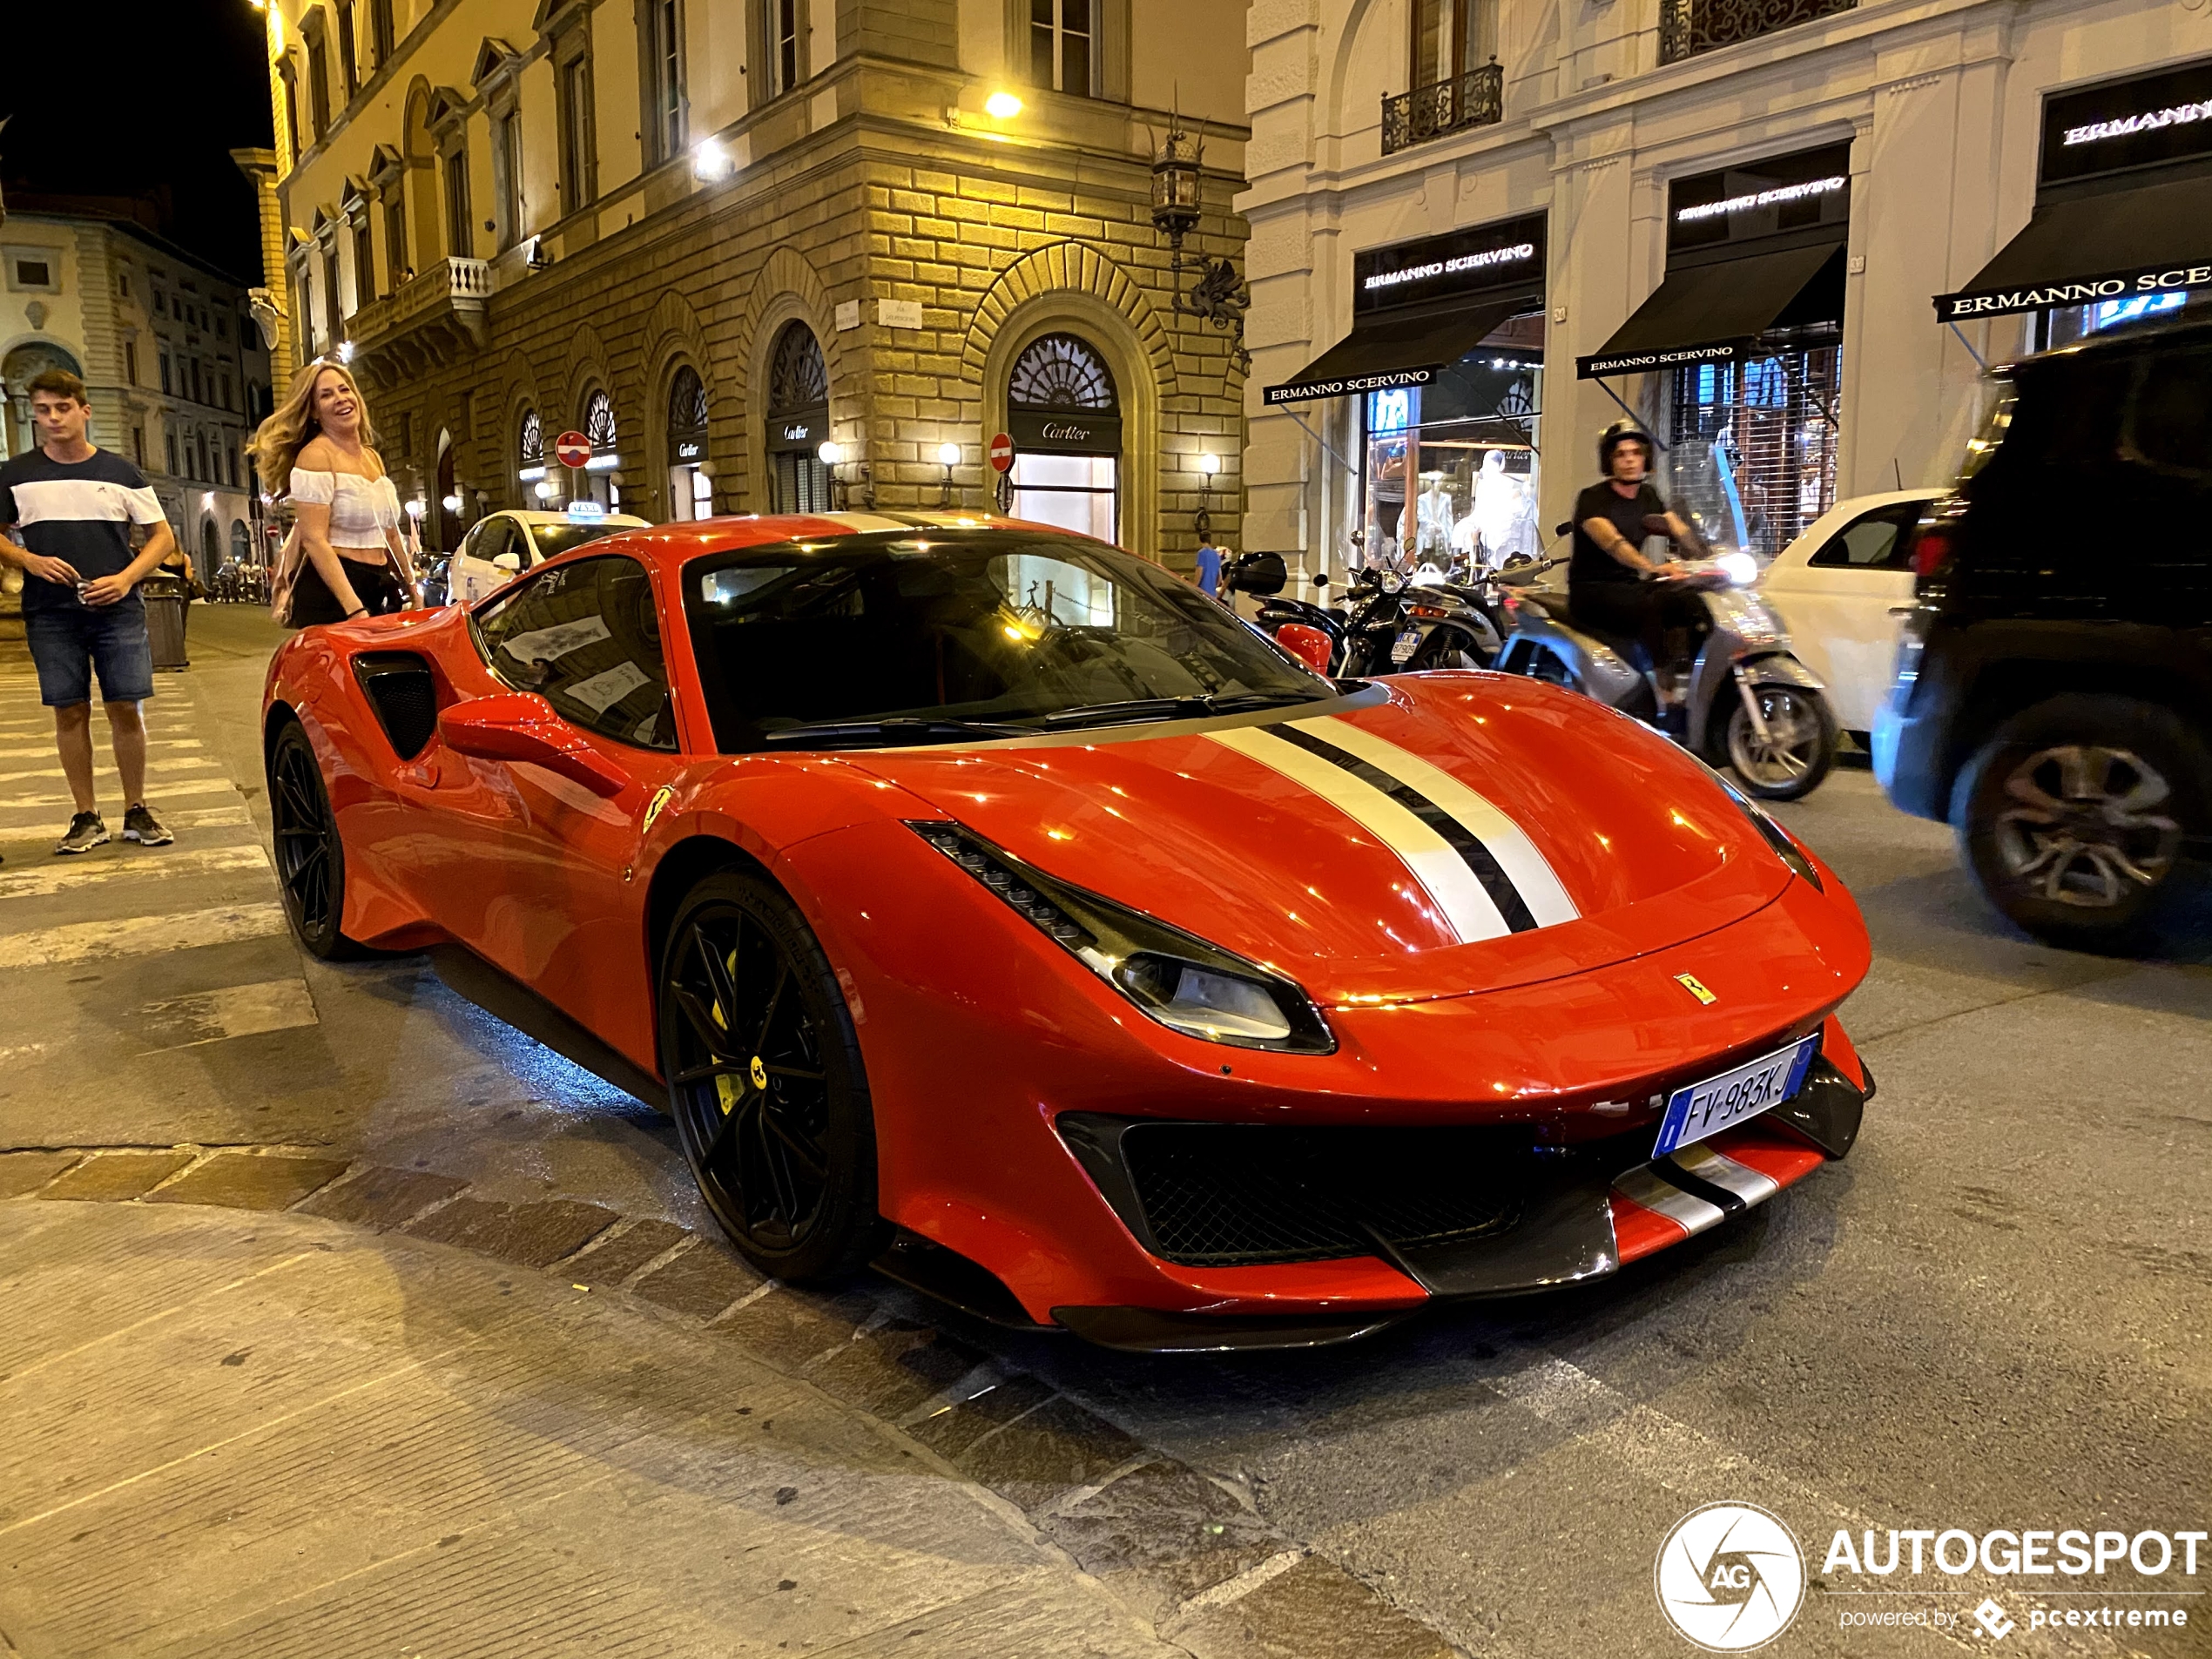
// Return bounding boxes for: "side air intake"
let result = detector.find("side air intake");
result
[352,653,439,760]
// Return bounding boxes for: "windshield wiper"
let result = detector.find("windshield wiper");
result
[1038,690,1325,730]
[757,718,1034,750]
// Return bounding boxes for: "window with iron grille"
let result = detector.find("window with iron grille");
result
[519,408,543,468]
[1008,333,1116,411]
[1030,0,1093,95]
[1668,347,1840,558]
[1658,0,1856,64]
[767,323,827,415]
[583,388,618,454]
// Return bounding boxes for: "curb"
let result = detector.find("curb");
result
[1,1143,1463,1659]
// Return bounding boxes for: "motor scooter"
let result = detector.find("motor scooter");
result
[1491,523,1838,799]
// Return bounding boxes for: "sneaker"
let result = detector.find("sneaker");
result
[56,812,109,855]
[122,804,174,846]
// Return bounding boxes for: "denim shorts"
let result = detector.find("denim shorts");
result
[24,601,156,707]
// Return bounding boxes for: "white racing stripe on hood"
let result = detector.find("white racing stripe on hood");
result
[1290,717,1579,927]
[1204,724,1512,943]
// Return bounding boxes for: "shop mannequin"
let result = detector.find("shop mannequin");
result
[1470,450,1536,568]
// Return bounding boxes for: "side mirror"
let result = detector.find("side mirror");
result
[437,692,632,799]
[1312,572,1329,590]
[1225,550,1287,597]
[1275,623,1334,674]
[1553,522,1572,539]
[491,551,522,573]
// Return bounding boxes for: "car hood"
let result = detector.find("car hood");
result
[843,676,1796,1006]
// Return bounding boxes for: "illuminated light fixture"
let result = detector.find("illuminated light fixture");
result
[442,493,464,514]
[534,480,557,500]
[1152,117,1249,372]
[1194,449,1222,539]
[936,441,961,506]
[335,340,356,363]
[984,91,1023,119]
[518,464,545,482]
[1197,451,1221,477]
[404,498,425,520]
[817,439,844,466]
[691,138,734,182]
[201,491,216,509]
[583,453,620,472]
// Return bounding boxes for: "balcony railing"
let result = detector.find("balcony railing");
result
[346,256,490,381]
[1382,62,1505,157]
[1658,0,1857,64]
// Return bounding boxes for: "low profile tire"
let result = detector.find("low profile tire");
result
[658,871,886,1281]
[1952,694,2202,952]
[267,719,363,961]
[1724,683,1838,801]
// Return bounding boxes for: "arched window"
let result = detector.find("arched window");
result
[667,365,711,521]
[1005,332,1120,543]
[583,388,617,453]
[1008,333,1117,412]
[518,408,543,466]
[765,322,829,514]
[766,322,827,417]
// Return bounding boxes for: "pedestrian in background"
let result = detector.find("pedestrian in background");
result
[1195,536,1225,599]
[252,361,420,626]
[0,368,178,855]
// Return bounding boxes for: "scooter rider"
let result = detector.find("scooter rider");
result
[1568,420,1708,733]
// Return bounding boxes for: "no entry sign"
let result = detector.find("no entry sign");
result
[553,429,592,468]
[988,432,1015,473]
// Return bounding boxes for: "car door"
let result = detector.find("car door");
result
[463,553,689,1054]
[1764,502,1925,732]
[453,517,522,605]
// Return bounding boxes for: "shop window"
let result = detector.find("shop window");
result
[1667,347,1839,559]
[765,322,830,513]
[1359,325,1544,574]
[1008,333,1119,543]
[667,364,711,520]
[518,408,544,500]
[475,555,678,750]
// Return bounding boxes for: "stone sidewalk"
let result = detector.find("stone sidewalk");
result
[0,1148,1454,1659]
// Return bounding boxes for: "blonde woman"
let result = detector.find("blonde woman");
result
[252,361,420,624]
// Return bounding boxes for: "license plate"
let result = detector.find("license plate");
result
[1653,1035,1818,1157]
[1392,628,1421,663]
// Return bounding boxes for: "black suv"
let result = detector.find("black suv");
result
[1873,316,2212,948]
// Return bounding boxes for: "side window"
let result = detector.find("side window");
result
[2127,353,2212,478]
[474,556,678,751]
[476,520,522,571]
[1809,506,1917,571]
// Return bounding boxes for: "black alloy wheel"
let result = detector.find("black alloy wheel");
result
[658,872,885,1280]
[267,720,361,960]
[1955,694,2202,952]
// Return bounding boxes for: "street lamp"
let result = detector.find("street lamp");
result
[984,91,1023,119]
[819,439,871,509]
[1151,119,1249,372]
[534,479,556,502]
[936,441,961,506]
[1195,450,1222,541]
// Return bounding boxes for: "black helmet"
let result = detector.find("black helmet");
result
[1597,418,1655,473]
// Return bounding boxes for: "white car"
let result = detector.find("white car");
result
[446,508,651,604]
[1758,489,1938,737]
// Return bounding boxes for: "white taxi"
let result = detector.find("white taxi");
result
[447,506,651,605]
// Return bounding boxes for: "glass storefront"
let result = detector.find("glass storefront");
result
[667,365,711,521]
[1007,333,1121,543]
[1667,346,1839,558]
[1360,333,1542,572]
[765,321,831,515]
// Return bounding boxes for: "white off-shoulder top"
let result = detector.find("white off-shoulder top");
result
[290,468,403,550]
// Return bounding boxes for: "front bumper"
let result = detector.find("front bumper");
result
[1043,1051,1868,1352]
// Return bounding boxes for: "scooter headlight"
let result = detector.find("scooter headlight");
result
[1716,551,1759,587]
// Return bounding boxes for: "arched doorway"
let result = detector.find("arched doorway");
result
[1006,332,1119,542]
[579,387,620,510]
[666,366,711,520]
[763,322,829,513]
[3,341,85,458]
[200,516,221,575]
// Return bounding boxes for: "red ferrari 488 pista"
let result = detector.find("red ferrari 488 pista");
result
[263,512,1873,1350]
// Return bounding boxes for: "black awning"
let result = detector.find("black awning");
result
[1577,242,1842,379]
[1262,293,1533,406]
[1933,170,2212,322]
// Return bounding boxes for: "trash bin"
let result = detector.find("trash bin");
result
[142,576,190,671]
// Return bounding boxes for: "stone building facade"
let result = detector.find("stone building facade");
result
[257,0,1251,569]
[0,195,272,574]
[1241,0,2212,578]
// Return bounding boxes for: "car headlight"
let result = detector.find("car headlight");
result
[1706,770,1824,892]
[906,819,1335,1054]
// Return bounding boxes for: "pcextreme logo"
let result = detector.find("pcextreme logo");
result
[1656,1502,1807,1651]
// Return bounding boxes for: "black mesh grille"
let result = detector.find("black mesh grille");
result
[1117,1123,1528,1266]
[354,654,438,760]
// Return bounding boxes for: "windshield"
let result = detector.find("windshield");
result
[529,521,631,559]
[683,531,1332,752]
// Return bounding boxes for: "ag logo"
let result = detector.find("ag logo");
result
[1654,1501,1805,1651]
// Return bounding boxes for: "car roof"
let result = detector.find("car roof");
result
[562,510,1103,575]
[2000,311,2212,375]
[493,509,653,527]
[1766,489,1938,570]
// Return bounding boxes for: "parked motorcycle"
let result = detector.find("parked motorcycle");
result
[1491,526,1838,799]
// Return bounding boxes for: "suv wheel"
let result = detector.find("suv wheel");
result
[1952,694,2202,950]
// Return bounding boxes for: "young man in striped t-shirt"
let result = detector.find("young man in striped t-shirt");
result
[0,369,179,854]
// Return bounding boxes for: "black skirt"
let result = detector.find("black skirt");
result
[290,556,405,627]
